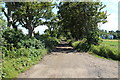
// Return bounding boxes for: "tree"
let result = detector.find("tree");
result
[2,2,54,37]
[14,2,54,37]
[116,30,120,39]
[58,2,107,45]
[0,2,6,29]
[0,2,7,49]
[2,2,23,30]
[44,13,61,38]
[99,29,109,39]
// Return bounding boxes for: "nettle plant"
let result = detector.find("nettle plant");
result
[17,38,45,49]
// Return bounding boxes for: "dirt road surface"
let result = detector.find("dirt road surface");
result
[19,43,118,78]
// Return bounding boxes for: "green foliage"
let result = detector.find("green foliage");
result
[71,39,119,60]
[77,42,90,52]
[39,34,60,49]
[12,2,54,37]
[58,2,107,44]
[71,38,91,52]
[2,46,47,59]
[89,45,119,61]
[72,41,82,48]
[17,38,45,49]
[2,46,17,58]
[2,60,19,78]
[2,47,47,78]
[1,27,48,78]
[2,28,24,48]
[44,14,61,38]
[0,2,6,29]
[66,39,72,45]
[2,27,46,50]
[86,31,100,45]
[101,40,119,47]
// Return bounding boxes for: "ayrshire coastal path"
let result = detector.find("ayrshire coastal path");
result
[19,42,118,78]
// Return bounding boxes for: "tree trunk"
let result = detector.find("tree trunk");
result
[7,3,12,27]
[28,27,33,37]
[26,18,33,37]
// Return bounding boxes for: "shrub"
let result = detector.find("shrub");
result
[38,35,59,49]
[2,57,33,78]
[66,39,72,45]
[16,48,31,58]
[17,38,45,49]
[2,28,24,48]
[71,38,91,52]
[2,46,47,59]
[2,46,17,58]
[89,45,100,55]
[2,60,19,78]
[2,48,47,78]
[72,40,82,48]
[77,42,91,52]
[89,45,119,61]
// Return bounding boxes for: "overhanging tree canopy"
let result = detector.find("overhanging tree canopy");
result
[14,2,54,37]
[58,2,107,45]
[3,2,55,37]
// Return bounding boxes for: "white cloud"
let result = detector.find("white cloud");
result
[18,26,28,34]
[100,13,118,31]
[34,25,48,34]
[99,1,118,31]
[18,25,48,34]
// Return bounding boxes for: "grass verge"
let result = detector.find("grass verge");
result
[2,49,48,79]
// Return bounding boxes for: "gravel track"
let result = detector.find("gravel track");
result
[19,43,118,78]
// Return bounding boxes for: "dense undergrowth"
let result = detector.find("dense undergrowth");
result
[1,28,119,79]
[1,28,59,79]
[70,39,120,61]
[89,45,120,61]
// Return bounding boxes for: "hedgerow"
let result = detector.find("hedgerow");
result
[1,28,49,79]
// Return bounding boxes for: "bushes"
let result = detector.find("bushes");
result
[2,47,47,78]
[72,41,81,48]
[2,46,47,59]
[2,28,24,48]
[89,45,119,60]
[77,42,91,52]
[2,60,19,78]
[2,31,47,78]
[71,38,91,52]
[17,38,45,49]
[38,35,60,49]
[71,38,119,61]
[1,28,49,79]
[2,28,45,49]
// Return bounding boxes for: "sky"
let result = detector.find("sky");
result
[32,0,119,34]
[99,0,119,32]
[2,0,119,34]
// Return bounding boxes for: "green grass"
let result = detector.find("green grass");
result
[72,41,82,48]
[89,52,118,61]
[90,45,119,60]
[2,49,48,79]
[89,39,120,61]
[101,40,119,47]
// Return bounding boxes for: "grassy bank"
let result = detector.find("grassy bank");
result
[2,48,48,78]
[101,39,119,47]
[1,28,60,79]
[71,39,120,61]
[89,39,119,61]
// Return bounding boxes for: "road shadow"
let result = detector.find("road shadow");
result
[51,41,77,53]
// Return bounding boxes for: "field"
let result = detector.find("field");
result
[101,39,119,47]
[89,39,120,61]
